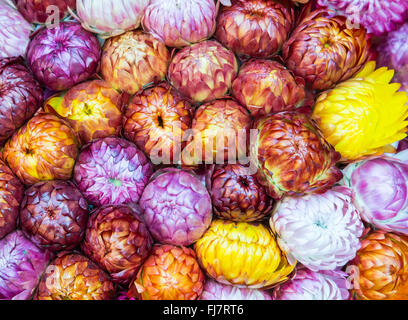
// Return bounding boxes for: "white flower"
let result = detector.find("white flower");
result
[76,0,150,38]
[270,186,364,271]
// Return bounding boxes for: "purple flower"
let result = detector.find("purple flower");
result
[0,231,51,300]
[27,22,100,91]
[0,2,32,59]
[140,168,213,246]
[201,279,272,300]
[317,0,408,36]
[74,137,154,207]
[377,23,408,93]
[342,152,408,235]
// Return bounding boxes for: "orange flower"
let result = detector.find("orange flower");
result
[216,0,295,59]
[232,59,306,117]
[45,80,124,145]
[37,253,115,300]
[124,82,192,164]
[182,99,251,166]
[3,113,79,185]
[101,31,170,95]
[252,112,342,199]
[129,245,205,300]
[283,9,372,91]
[348,231,408,300]
[168,40,238,103]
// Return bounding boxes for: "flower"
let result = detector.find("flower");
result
[231,59,306,117]
[15,0,76,24]
[195,220,295,289]
[209,163,273,222]
[273,267,350,300]
[140,168,212,246]
[317,0,408,36]
[0,160,23,240]
[20,180,89,252]
[123,82,193,164]
[76,0,150,38]
[215,0,295,59]
[201,279,272,300]
[312,61,408,161]
[27,22,101,91]
[283,8,372,91]
[348,231,408,300]
[270,186,364,271]
[377,23,408,93]
[128,245,205,300]
[74,137,154,207]
[142,0,217,48]
[37,252,116,300]
[101,31,170,95]
[182,99,251,166]
[81,205,153,285]
[2,113,79,185]
[0,2,32,59]
[0,57,43,146]
[341,153,408,235]
[252,112,342,199]
[44,80,124,145]
[0,231,51,300]
[168,40,238,103]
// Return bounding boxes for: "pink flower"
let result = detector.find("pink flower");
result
[270,186,364,271]
[273,267,350,300]
[317,0,408,36]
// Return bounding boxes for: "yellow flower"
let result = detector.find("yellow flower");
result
[312,61,408,161]
[44,80,123,146]
[195,220,296,289]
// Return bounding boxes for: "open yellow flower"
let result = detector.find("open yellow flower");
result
[313,61,408,161]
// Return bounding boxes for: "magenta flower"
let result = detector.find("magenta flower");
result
[342,152,408,235]
[0,231,51,300]
[317,0,408,36]
[140,168,213,246]
[27,22,100,91]
[74,137,154,208]
[377,23,408,93]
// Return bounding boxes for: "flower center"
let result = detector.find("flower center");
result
[48,210,56,219]
[320,35,336,49]
[157,114,164,128]
[109,178,122,187]
[251,11,262,17]
[314,220,328,229]
[83,103,93,116]
[55,41,65,51]
[239,177,249,187]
